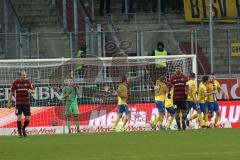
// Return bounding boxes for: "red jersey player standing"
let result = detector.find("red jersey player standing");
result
[8,70,35,138]
[169,65,189,131]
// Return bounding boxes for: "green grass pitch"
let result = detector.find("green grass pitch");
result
[1,128,240,160]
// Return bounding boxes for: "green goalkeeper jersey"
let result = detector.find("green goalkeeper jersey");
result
[63,86,79,115]
[63,86,77,103]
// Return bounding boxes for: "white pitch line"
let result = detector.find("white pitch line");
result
[81,151,240,160]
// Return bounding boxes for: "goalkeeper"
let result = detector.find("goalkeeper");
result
[112,76,130,132]
[62,79,80,133]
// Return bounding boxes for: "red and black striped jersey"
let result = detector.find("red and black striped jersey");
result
[11,79,33,105]
[170,74,188,101]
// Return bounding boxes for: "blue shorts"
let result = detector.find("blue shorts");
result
[207,101,219,114]
[155,101,165,114]
[166,107,175,116]
[118,104,130,115]
[199,103,207,113]
[214,100,220,110]
[187,101,199,111]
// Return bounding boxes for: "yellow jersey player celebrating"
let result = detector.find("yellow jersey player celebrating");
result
[164,88,175,130]
[206,73,228,128]
[151,76,168,130]
[198,76,215,128]
[112,76,130,132]
[186,72,203,128]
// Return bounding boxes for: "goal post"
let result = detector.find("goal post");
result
[0,54,197,135]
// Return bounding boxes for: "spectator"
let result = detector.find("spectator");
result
[148,42,170,82]
[75,45,86,58]
[75,46,86,78]
[100,0,111,16]
[150,41,170,56]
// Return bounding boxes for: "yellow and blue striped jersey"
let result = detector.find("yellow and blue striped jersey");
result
[165,89,173,108]
[205,82,216,102]
[198,83,207,103]
[155,80,168,101]
[186,79,196,101]
[117,83,128,105]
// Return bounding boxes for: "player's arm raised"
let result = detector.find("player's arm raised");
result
[167,78,174,98]
[117,88,123,98]
[117,86,127,99]
[154,80,160,90]
[216,81,229,100]
[75,85,82,95]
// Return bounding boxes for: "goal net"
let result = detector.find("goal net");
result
[0,54,196,135]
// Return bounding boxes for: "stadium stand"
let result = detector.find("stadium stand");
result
[93,1,240,74]
[1,0,240,74]
[11,0,70,58]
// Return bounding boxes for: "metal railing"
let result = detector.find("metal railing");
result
[1,28,240,76]
[0,0,23,59]
[196,27,240,75]
[0,29,195,58]
[106,13,162,24]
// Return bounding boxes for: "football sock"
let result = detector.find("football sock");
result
[22,119,30,130]
[112,116,121,129]
[17,121,22,135]
[198,114,203,127]
[204,113,209,126]
[167,116,174,128]
[67,117,71,131]
[153,115,160,126]
[190,114,198,121]
[121,115,130,129]
[159,114,164,125]
[179,112,183,126]
[175,117,181,129]
[74,116,80,131]
[214,114,219,126]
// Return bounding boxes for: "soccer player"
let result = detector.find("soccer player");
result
[112,76,130,132]
[165,88,175,130]
[198,75,215,128]
[186,72,203,128]
[206,73,228,128]
[169,65,188,131]
[151,76,168,130]
[8,70,35,138]
[62,79,80,133]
